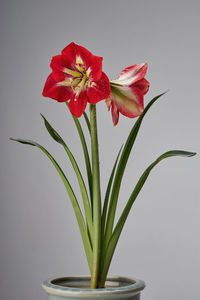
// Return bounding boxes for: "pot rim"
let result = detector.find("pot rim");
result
[42,276,145,298]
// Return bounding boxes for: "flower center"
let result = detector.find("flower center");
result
[74,74,87,99]
[58,56,95,100]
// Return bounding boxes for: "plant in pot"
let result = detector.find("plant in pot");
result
[10,42,196,299]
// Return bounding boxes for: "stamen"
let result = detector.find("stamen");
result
[86,67,91,77]
[57,78,72,87]
[78,74,87,91]
[74,74,87,98]
[72,78,81,86]
[64,68,82,77]
[76,65,84,73]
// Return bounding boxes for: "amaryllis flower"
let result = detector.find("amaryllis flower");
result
[43,42,111,117]
[106,63,149,125]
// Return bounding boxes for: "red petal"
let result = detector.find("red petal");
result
[112,63,148,86]
[133,78,150,95]
[42,73,73,102]
[50,55,75,82]
[87,72,111,104]
[50,54,70,72]
[51,69,67,82]
[68,91,88,117]
[89,57,103,82]
[61,42,100,69]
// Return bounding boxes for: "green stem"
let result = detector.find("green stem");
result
[90,104,101,288]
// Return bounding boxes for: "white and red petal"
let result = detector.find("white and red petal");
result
[133,78,150,95]
[105,98,112,110]
[116,86,144,117]
[108,84,144,125]
[42,73,73,102]
[68,91,88,118]
[111,63,148,86]
[87,72,111,104]
[111,100,119,126]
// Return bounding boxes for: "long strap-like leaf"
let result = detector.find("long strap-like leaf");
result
[66,103,93,208]
[101,145,123,240]
[98,150,196,286]
[10,138,93,272]
[83,112,91,134]
[40,115,93,244]
[104,93,166,248]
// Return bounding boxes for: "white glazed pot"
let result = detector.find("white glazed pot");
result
[42,276,145,300]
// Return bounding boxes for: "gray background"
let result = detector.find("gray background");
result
[1,1,200,299]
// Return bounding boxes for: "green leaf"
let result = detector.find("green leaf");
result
[83,112,91,134]
[98,150,196,286]
[10,137,93,272]
[40,114,93,244]
[104,92,166,249]
[101,145,123,240]
[65,103,93,208]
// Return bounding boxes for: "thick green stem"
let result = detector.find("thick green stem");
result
[90,104,101,288]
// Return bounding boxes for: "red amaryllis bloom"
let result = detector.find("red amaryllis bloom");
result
[106,63,149,125]
[43,42,111,117]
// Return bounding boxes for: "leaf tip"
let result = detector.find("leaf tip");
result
[188,151,197,157]
[40,113,46,121]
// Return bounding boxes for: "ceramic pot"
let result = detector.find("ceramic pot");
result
[42,276,145,300]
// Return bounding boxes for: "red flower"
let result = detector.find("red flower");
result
[43,42,111,117]
[106,63,149,125]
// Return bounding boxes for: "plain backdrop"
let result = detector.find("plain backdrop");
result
[1,1,200,300]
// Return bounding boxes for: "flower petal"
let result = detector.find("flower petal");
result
[88,57,103,82]
[51,69,67,82]
[62,42,100,69]
[117,86,144,117]
[105,98,112,110]
[106,97,119,125]
[111,63,148,86]
[87,72,111,104]
[42,73,73,102]
[50,54,70,72]
[68,91,88,117]
[111,100,119,126]
[133,78,150,95]
[108,84,144,125]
